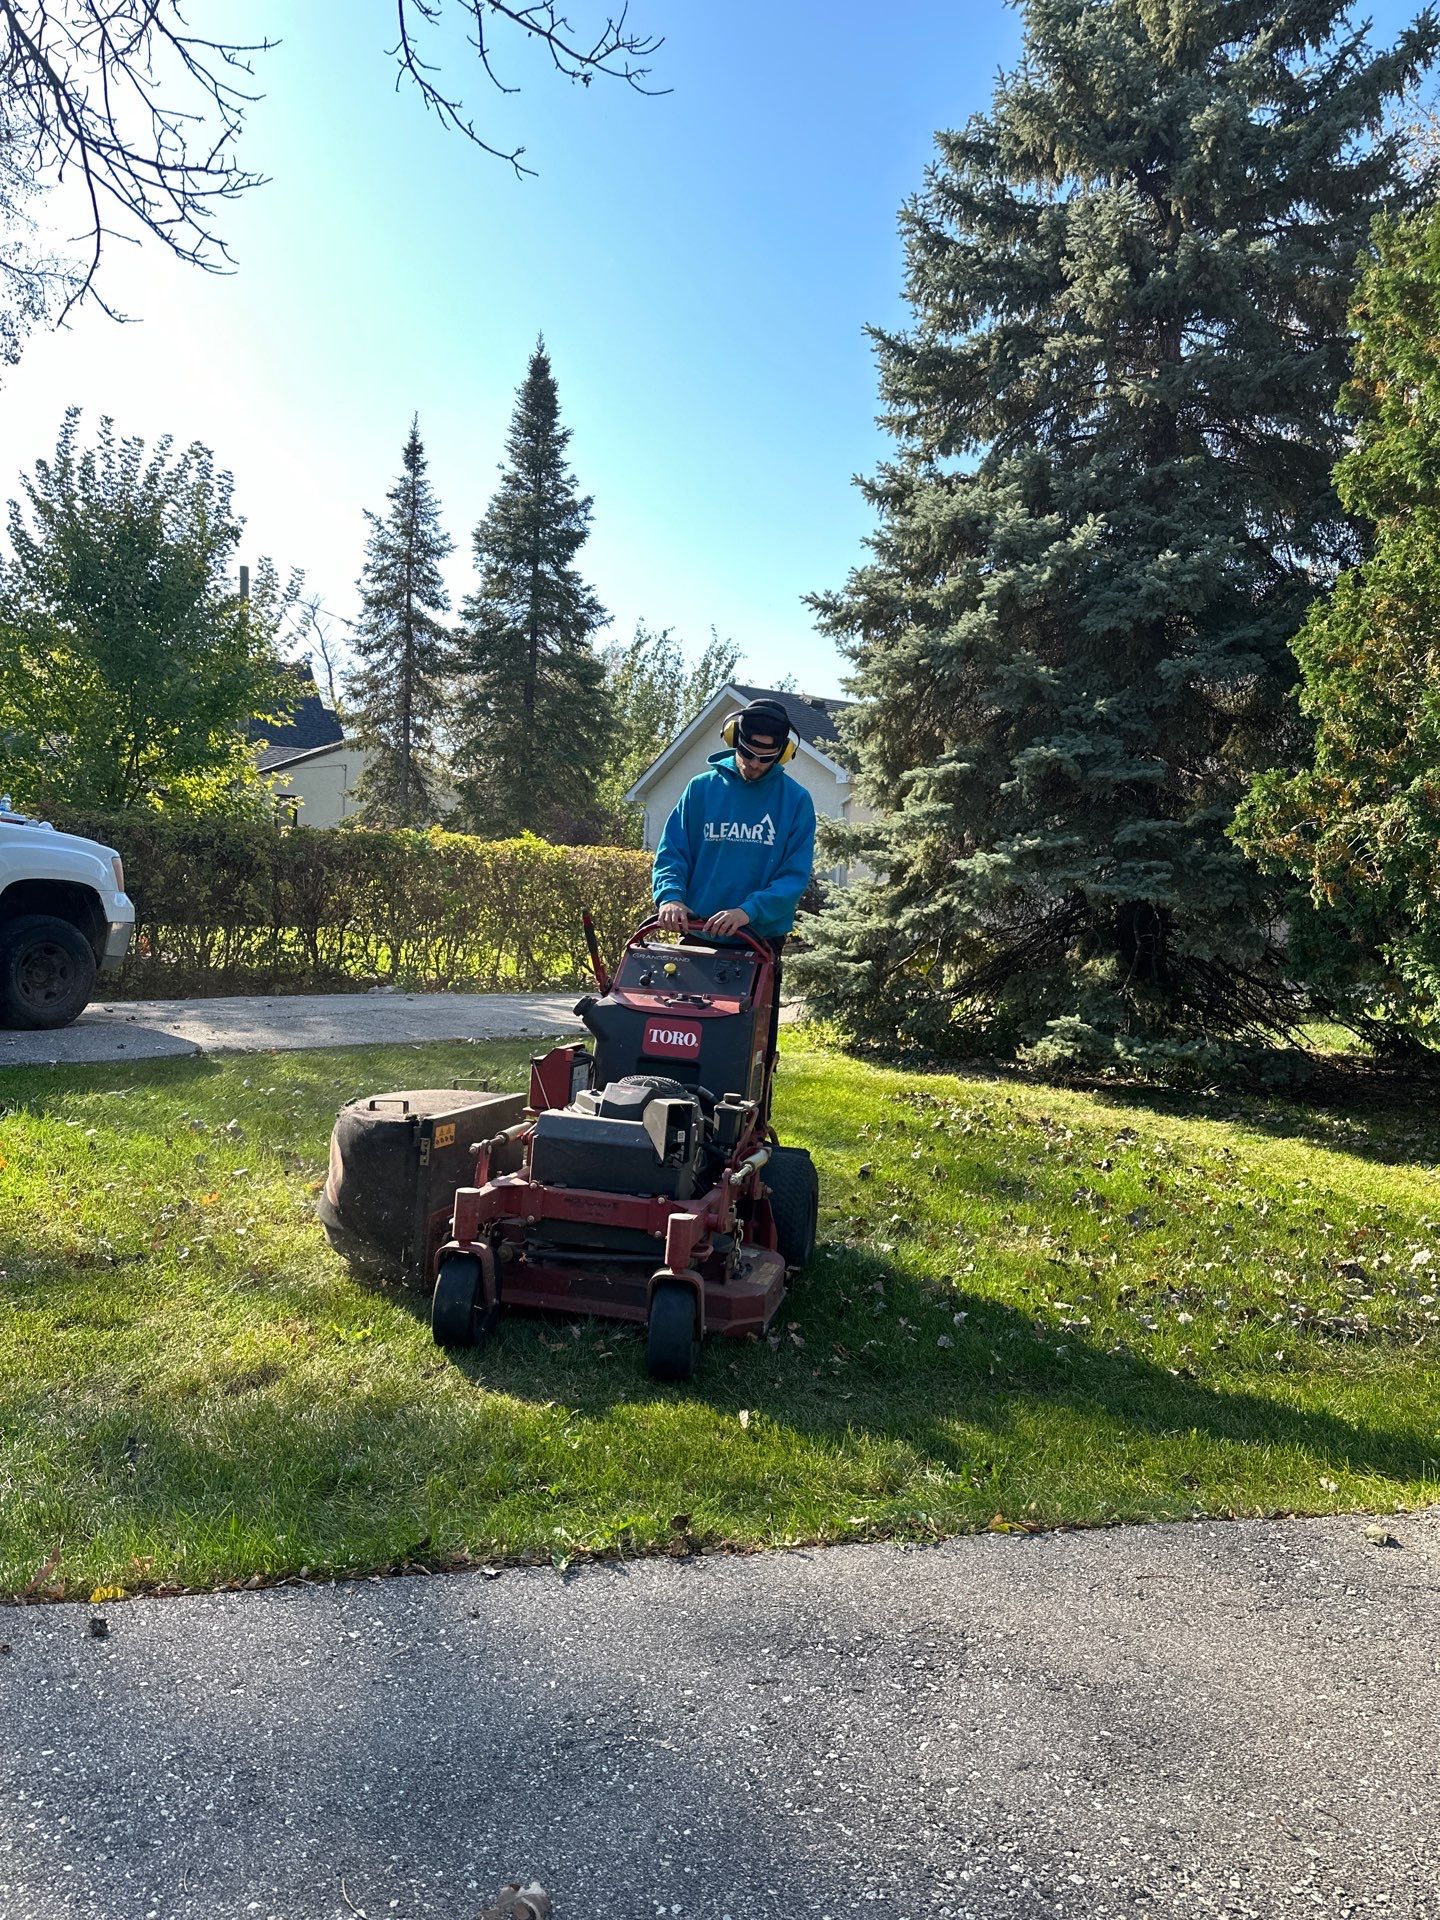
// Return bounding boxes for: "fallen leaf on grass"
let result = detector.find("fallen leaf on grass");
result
[738,1409,750,1429]
[987,1512,1038,1535]
[90,1585,125,1604]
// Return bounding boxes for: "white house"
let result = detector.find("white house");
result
[259,738,374,828]
[251,665,371,827]
[623,683,865,878]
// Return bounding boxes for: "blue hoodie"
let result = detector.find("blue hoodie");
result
[652,752,817,938]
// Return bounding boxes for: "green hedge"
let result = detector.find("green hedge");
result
[51,813,655,996]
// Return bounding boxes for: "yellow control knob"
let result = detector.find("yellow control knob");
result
[664,961,678,976]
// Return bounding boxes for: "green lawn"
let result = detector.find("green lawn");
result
[1,1038,1437,1598]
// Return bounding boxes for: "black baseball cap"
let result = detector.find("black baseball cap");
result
[735,698,791,752]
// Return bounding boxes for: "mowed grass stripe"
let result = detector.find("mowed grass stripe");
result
[0,1039,1436,1596]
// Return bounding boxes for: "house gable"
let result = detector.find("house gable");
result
[249,662,344,765]
[622,683,851,806]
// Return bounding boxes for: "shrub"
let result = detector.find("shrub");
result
[48,813,653,996]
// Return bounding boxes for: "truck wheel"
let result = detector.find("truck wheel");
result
[767,1146,818,1269]
[0,914,98,1029]
[647,1280,699,1382]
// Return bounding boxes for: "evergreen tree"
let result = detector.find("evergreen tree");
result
[796,0,1436,1073]
[1235,206,1440,1040]
[0,409,292,814]
[453,342,610,840]
[347,417,454,827]
[597,620,743,842]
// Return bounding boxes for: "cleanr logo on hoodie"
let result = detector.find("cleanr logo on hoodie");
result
[704,813,776,847]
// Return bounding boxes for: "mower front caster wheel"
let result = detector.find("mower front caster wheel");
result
[647,1280,699,1382]
[432,1253,491,1348]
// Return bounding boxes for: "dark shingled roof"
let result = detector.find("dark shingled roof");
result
[250,662,344,769]
[731,685,850,752]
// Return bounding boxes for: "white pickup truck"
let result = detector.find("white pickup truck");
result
[0,806,136,1028]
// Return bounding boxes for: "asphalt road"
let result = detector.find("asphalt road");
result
[0,993,584,1067]
[2,1510,1437,1919]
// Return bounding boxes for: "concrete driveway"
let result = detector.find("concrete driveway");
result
[2,1509,1437,1918]
[0,992,584,1067]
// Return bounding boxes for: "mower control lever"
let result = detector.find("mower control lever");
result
[581,908,612,994]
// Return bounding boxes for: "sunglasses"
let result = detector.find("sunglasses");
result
[736,738,782,764]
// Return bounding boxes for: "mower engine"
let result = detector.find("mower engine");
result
[530,1077,705,1200]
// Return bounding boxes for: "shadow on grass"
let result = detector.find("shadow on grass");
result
[7,1038,1439,1579]
[414,1244,1440,1490]
[9,1234,1433,1603]
[0,1042,536,1112]
[0,1049,229,1105]
[1015,1066,1440,1174]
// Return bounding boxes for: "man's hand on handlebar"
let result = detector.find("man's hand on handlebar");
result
[655,902,752,937]
[703,908,751,937]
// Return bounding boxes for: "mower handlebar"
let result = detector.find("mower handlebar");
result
[631,914,773,959]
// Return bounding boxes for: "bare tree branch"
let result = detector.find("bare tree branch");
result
[290,594,355,720]
[1,0,271,319]
[0,1,664,321]
[389,0,666,177]
[0,98,79,369]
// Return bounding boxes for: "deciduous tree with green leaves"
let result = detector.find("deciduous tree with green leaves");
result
[597,620,742,843]
[347,416,455,827]
[1235,205,1440,1041]
[795,0,1437,1075]
[452,342,611,841]
[0,409,293,814]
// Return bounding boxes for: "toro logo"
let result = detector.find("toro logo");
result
[643,1018,702,1060]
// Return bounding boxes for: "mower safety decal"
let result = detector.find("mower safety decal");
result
[642,1018,703,1060]
[433,1122,456,1149]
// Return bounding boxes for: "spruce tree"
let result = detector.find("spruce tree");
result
[452,342,610,841]
[1235,205,1440,1038]
[797,0,1436,1072]
[347,417,454,827]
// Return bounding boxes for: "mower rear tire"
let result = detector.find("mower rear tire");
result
[0,914,97,1029]
[432,1252,487,1348]
[767,1146,818,1269]
[647,1280,699,1382]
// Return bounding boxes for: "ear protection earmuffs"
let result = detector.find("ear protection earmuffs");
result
[721,706,797,764]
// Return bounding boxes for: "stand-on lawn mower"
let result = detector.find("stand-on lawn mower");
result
[317,915,818,1380]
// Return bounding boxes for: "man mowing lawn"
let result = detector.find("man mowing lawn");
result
[652,696,817,1066]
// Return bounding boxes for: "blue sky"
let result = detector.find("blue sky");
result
[0,0,1426,700]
